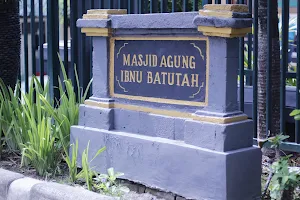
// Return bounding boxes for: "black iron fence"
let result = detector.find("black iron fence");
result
[19,0,300,152]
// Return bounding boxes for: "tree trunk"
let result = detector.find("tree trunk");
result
[270,1,280,137]
[0,0,21,88]
[257,0,280,142]
[257,0,268,141]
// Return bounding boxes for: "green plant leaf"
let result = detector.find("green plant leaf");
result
[290,109,300,116]
[294,115,300,121]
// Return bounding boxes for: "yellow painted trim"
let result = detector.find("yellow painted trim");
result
[199,10,235,18]
[203,4,249,13]
[112,93,205,107]
[84,100,248,124]
[202,32,247,38]
[192,113,248,124]
[83,14,110,19]
[87,9,127,15]
[85,100,114,109]
[198,26,252,34]
[198,26,251,38]
[109,36,210,107]
[81,28,112,37]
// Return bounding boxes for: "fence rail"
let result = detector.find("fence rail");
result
[19,0,300,152]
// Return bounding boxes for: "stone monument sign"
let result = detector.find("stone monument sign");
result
[72,5,261,200]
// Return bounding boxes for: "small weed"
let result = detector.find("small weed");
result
[64,140,79,183]
[94,168,130,197]
[269,156,300,200]
[76,142,106,191]
[262,125,300,200]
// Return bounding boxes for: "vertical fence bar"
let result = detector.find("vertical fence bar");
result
[99,0,104,8]
[112,0,118,8]
[71,0,78,85]
[193,0,198,11]
[89,0,94,94]
[215,0,221,4]
[47,0,59,99]
[266,0,272,136]
[79,1,86,90]
[226,0,232,3]
[23,0,29,92]
[150,0,158,13]
[30,0,36,76]
[128,0,132,13]
[183,0,188,11]
[139,0,142,13]
[202,0,212,5]
[18,1,22,91]
[172,0,176,12]
[296,0,300,143]
[79,1,92,96]
[63,0,69,78]
[160,0,168,13]
[280,0,289,134]
[38,0,44,87]
[238,0,245,112]
[143,0,149,13]
[239,42,245,111]
[246,0,252,86]
[139,0,147,13]
[253,0,258,137]
[133,0,139,14]
[70,0,78,89]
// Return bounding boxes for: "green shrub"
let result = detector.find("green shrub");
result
[0,56,129,196]
[21,117,61,176]
[0,56,126,197]
[0,56,91,176]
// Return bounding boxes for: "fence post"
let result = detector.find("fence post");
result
[47,0,59,100]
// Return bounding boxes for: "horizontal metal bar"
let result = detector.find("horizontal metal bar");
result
[243,69,296,79]
[253,139,300,153]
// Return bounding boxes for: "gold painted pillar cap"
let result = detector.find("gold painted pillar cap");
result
[83,9,127,19]
[79,9,127,37]
[195,4,252,38]
[203,4,249,13]
[87,9,127,15]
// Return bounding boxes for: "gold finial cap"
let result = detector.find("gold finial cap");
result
[203,4,249,13]
[83,9,127,19]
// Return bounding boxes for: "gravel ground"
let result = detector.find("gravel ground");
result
[1,150,299,200]
[122,192,165,200]
[0,150,166,200]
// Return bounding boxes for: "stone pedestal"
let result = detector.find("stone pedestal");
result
[72,6,261,200]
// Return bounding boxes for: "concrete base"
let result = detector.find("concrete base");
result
[71,126,262,200]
